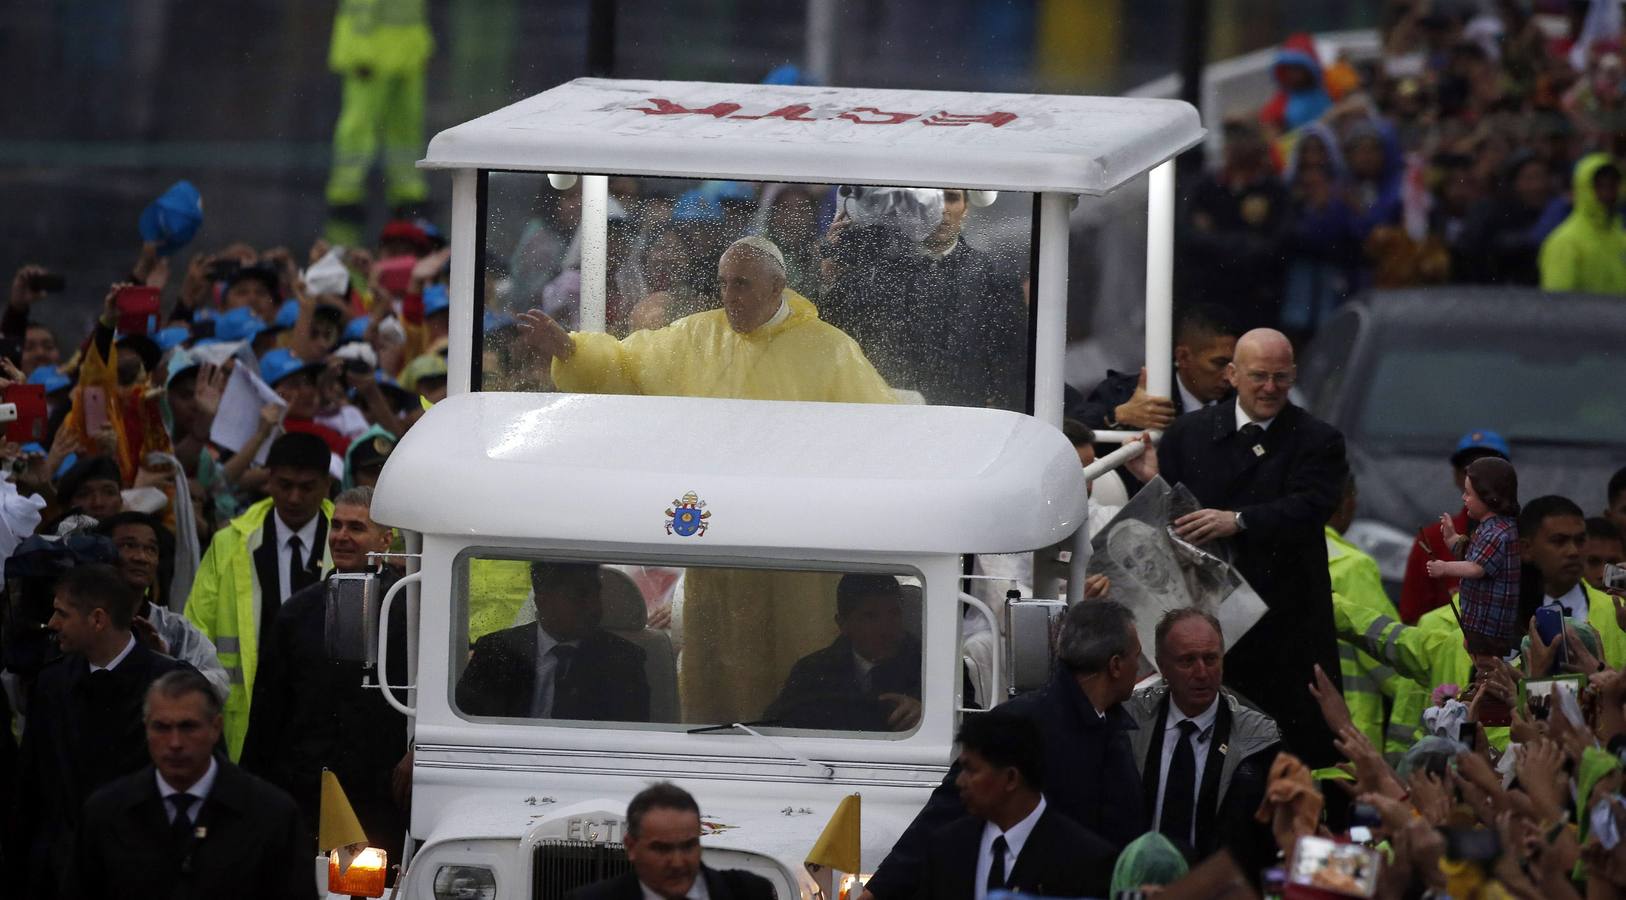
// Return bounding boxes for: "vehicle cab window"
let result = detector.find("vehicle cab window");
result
[452,554,926,739]
[477,173,1033,412]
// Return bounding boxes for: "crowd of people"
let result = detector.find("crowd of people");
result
[1180,0,1626,347]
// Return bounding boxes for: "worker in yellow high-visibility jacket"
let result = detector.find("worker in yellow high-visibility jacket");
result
[325,0,434,244]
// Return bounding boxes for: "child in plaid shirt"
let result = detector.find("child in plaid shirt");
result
[1426,457,1521,653]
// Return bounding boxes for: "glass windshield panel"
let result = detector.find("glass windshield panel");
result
[479,173,1032,409]
[454,554,925,739]
[1354,331,1626,447]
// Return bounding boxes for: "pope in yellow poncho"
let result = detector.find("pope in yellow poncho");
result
[519,237,895,723]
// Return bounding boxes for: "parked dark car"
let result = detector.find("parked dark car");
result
[1298,288,1626,590]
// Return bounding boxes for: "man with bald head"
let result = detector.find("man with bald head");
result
[1156,328,1348,767]
[518,236,895,403]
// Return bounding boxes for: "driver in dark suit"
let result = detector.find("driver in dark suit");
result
[763,574,921,731]
[456,562,649,722]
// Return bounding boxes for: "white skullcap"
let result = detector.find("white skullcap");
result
[725,235,787,277]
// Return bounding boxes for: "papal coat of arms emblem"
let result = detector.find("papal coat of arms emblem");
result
[665,491,711,537]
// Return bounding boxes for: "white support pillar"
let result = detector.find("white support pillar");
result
[579,174,610,333]
[805,0,836,84]
[446,168,478,396]
[1033,192,1071,429]
[1144,160,1176,404]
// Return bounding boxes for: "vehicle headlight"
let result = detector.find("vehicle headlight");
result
[1343,518,1414,584]
[433,865,497,900]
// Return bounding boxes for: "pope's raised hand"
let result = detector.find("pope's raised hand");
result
[516,308,576,361]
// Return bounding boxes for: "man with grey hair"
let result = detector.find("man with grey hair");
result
[74,669,310,899]
[860,600,1147,900]
[241,485,410,861]
[1125,607,1280,872]
[517,236,894,404]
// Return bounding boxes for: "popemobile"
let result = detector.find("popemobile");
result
[320,76,1204,899]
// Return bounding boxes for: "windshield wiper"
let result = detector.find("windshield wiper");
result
[685,720,834,779]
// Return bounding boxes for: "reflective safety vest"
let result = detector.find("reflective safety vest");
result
[329,0,433,76]
[185,497,334,760]
[1326,528,1407,758]
[1333,596,1510,754]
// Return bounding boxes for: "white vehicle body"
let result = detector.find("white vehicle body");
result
[366,78,1202,900]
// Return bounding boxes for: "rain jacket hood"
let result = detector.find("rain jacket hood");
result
[1263,34,1332,131]
[1538,152,1626,293]
[1572,152,1621,228]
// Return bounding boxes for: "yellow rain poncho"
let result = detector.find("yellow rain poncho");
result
[553,290,893,722]
[552,290,896,404]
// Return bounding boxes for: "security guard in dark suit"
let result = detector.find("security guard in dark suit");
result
[73,669,312,900]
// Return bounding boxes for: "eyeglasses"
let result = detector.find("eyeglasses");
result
[1240,370,1295,388]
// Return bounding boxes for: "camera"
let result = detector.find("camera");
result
[829,186,946,262]
[1605,563,1626,590]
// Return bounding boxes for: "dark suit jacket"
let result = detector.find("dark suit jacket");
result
[72,761,313,900]
[456,624,649,722]
[1157,398,1347,766]
[564,866,776,900]
[763,635,921,731]
[1136,693,1279,873]
[864,667,1144,900]
[14,640,189,895]
[240,569,410,859]
[916,806,1116,900]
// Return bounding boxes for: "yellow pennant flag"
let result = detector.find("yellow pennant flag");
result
[319,769,369,853]
[806,793,861,874]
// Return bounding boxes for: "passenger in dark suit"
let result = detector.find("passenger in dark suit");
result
[13,564,190,899]
[456,561,650,721]
[1158,327,1348,766]
[1071,303,1239,436]
[862,601,1145,900]
[917,709,1116,900]
[74,669,312,900]
[765,574,921,731]
[565,782,775,900]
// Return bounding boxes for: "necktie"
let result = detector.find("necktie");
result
[287,532,304,594]
[1239,422,1264,443]
[548,644,577,715]
[170,793,198,847]
[987,834,1009,893]
[1160,720,1200,846]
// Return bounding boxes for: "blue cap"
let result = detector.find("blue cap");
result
[20,442,44,457]
[137,180,204,257]
[1453,429,1511,461]
[702,180,757,203]
[671,189,724,223]
[422,283,450,317]
[27,365,70,394]
[54,453,78,482]
[259,348,320,387]
[483,310,516,333]
[342,315,370,343]
[761,63,813,86]
[272,298,301,330]
[201,306,268,345]
[153,324,191,351]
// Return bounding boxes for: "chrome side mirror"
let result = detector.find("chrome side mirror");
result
[1005,598,1065,694]
[324,572,382,666]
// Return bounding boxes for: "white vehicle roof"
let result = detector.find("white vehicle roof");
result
[421,77,1203,195]
[372,392,1086,555]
